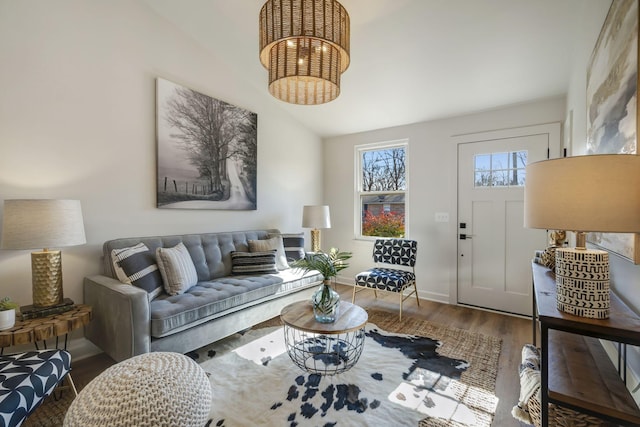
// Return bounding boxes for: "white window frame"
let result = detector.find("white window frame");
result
[354,139,409,240]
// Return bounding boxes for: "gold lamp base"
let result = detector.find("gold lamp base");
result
[31,250,64,307]
[310,229,321,252]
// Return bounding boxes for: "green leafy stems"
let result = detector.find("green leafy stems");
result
[0,297,18,312]
[291,248,353,281]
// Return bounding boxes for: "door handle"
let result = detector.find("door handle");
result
[460,234,474,240]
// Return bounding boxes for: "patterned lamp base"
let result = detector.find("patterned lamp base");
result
[554,248,609,319]
[310,229,321,252]
[31,250,64,308]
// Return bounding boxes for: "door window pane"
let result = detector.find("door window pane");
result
[474,150,528,188]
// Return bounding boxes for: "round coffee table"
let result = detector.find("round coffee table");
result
[280,300,368,376]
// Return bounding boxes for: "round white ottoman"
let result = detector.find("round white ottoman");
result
[64,352,212,427]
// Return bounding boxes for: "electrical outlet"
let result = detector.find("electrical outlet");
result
[435,212,449,223]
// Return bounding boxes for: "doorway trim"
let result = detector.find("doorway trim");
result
[449,123,561,306]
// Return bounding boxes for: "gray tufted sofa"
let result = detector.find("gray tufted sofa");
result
[84,229,322,362]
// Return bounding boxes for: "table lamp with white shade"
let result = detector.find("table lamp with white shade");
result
[1,199,86,307]
[524,154,640,318]
[302,205,331,253]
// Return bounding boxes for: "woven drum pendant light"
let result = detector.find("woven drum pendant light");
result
[259,0,350,105]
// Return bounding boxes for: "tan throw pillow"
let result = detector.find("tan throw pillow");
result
[248,236,289,270]
[156,242,198,296]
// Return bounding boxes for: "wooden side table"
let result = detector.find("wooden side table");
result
[0,304,92,353]
[0,304,92,398]
[280,300,368,376]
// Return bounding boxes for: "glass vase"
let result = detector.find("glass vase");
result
[311,280,340,323]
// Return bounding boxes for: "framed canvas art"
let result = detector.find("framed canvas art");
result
[156,78,257,210]
[586,0,639,263]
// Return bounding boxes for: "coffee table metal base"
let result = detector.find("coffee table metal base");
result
[283,326,366,376]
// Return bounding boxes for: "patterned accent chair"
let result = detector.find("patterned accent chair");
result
[353,239,420,320]
[0,349,73,427]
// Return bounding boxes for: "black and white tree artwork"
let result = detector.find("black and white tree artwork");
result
[156,78,257,210]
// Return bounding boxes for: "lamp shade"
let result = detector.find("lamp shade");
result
[1,199,86,250]
[302,205,331,229]
[524,155,640,233]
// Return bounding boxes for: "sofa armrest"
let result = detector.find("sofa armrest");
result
[83,275,150,362]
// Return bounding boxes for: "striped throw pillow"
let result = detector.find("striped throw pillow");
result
[156,242,198,296]
[269,233,305,262]
[111,243,163,300]
[231,250,278,275]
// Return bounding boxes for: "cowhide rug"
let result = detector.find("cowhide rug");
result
[191,322,499,427]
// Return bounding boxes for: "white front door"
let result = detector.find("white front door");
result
[456,125,559,315]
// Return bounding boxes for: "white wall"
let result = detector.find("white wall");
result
[566,0,640,393]
[324,97,565,302]
[0,0,322,356]
[565,0,640,315]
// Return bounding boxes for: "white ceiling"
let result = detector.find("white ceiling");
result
[143,0,607,138]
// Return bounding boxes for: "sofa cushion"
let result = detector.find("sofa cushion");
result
[111,243,163,300]
[248,236,289,270]
[149,269,322,337]
[230,251,277,275]
[156,243,198,296]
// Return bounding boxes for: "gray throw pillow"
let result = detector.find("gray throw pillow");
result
[156,242,198,296]
[268,232,305,262]
[249,236,289,270]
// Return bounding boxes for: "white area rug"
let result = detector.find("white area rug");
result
[195,318,500,427]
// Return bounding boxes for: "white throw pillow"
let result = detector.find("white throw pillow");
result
[156,242,198,296]
[248,236,289,270]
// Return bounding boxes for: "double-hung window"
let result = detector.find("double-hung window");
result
[356,141,408,239]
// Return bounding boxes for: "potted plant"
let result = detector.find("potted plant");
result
[0,297,18,331]
[291,248,352,323]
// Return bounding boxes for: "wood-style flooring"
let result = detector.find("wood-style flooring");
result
[72,284,531,426]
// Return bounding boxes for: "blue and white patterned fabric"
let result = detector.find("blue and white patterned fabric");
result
[356,239,417,292]
[372,239,417,267]
[0,350,71,427]
[355,267,416,292]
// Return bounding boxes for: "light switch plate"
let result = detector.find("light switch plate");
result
[435,212,449,223]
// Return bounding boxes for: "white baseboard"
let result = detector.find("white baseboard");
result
[601,339,640,406]
[68,337,104,361]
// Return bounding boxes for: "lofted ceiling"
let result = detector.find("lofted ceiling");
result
[143,0,608,138]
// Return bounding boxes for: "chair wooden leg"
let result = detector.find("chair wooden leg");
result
[66,373,78,397]
[399,291,403,321]
[414,282,420,306]
[373,289,378,299]
[54,372,78,399]
[352,284,357,303]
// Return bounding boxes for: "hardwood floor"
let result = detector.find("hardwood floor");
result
[72,285,532,426]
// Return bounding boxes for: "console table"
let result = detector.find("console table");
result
[532,262,640,426]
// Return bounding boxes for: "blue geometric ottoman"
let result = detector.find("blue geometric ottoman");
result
[0,350,71,427]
